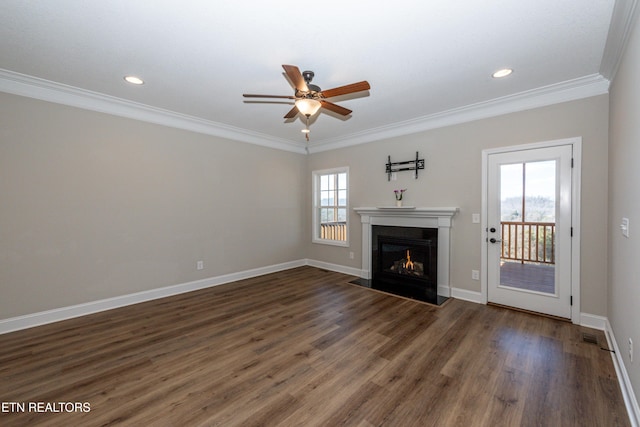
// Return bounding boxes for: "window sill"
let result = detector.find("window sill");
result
[312,238,349,247]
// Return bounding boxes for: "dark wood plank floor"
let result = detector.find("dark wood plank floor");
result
[0,266,630,426]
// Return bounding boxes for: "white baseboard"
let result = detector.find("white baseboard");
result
[579,312,608,330]
[450,287,483,303]
[305,259,363,278]
[0,259,306,335]
[438,285,451,297]
[605,320,640,427]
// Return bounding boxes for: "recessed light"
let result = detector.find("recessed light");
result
[124,75,144,85]
[492,68,513,78]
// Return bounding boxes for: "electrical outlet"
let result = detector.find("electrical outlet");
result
[391,172,397,181]
[630,338,634,363]
[471,270,480,280]
[621,218,630,238]
[196,260,204,270]
[349,251,354,259]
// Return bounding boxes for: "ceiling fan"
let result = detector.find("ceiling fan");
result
[243,64,370,139]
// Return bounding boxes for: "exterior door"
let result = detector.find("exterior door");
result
[486,145,573,318]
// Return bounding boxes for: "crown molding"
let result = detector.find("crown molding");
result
[308,74,610,153]
[0,69,307,154]
[1,69,609,155]
[600,0,639,81]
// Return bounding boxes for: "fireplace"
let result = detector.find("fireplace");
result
[373,227,438,303]
[353,207,459,305]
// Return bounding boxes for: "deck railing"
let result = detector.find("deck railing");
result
[320,222,347,241]
[501,221,555,264]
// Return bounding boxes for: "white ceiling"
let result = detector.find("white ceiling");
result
[0,1,631,153]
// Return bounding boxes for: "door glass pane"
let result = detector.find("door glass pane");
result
[524,160,556,223]
[499,161,556,295]
[500,163,523,221]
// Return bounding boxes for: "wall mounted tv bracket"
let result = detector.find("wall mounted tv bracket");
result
[386,152,425,181]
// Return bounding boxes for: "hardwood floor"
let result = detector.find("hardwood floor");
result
[0,266,630,426]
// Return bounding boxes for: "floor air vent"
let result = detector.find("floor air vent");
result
[582,332,599,345]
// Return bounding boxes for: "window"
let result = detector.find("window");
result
[313,167,348,246]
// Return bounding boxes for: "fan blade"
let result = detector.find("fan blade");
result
[282,65,309,92]
[243,94,295,99]
[320,81,370,99]
[320,100,352,116]
[284,106,298,119]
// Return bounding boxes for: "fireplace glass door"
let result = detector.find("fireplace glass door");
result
[375,235,437,303]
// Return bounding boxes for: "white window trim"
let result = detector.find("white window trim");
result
[312,167,349,247]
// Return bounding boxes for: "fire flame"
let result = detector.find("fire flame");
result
[403,250,415,270]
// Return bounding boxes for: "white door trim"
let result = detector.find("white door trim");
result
[481,137,582,324]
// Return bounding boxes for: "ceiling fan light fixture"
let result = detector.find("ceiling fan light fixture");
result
[243,64,370,141]
[295,98,321,116]
[492,68,513,78]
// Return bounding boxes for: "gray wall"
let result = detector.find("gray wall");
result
[608,10,640,410]
[0,86,612,322]
[0,92,307,318]
[306,95,609,317]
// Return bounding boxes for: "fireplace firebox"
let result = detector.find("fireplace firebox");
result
[353,207,458,305]
[371,226,439,304]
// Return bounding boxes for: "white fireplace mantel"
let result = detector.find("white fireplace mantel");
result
[353,207,459,297]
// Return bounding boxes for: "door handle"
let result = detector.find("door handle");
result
[489,238,502,243]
